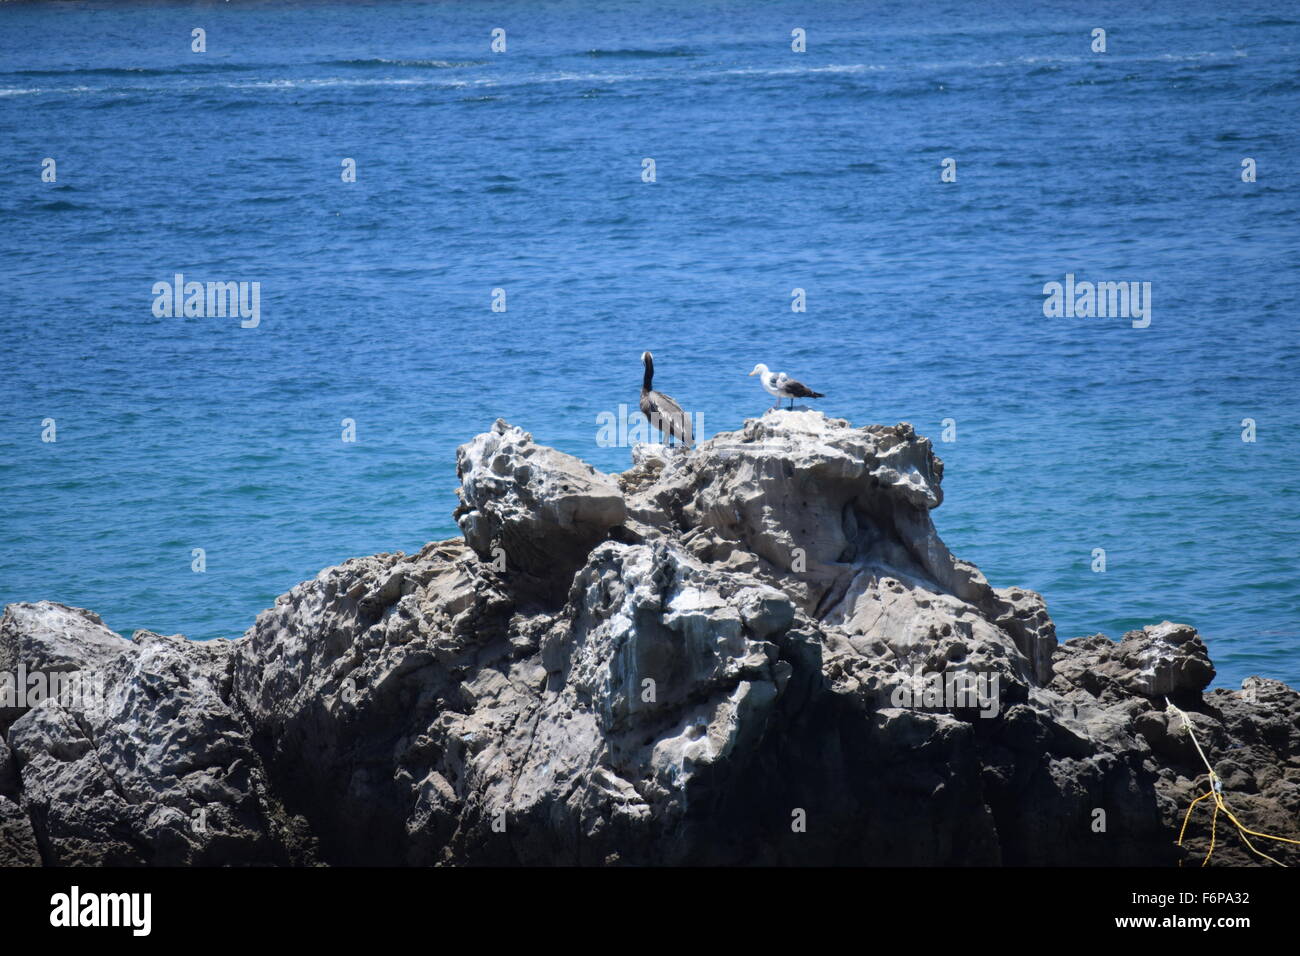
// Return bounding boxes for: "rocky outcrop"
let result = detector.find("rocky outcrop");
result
[0,608,315,866]
[1051,627,1300,867]
[455,421,626,601]
[0,733,39,866]
[1,411,1295,866]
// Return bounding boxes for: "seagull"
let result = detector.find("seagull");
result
[640,351,693,447]
[748,363,825,410]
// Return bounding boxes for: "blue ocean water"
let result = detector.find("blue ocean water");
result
[1,1,1297,689]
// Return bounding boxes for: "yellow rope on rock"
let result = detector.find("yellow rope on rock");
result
[1166,698,1300,867]
[1176,790,1211,850]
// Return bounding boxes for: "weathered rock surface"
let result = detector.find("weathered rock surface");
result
[2,411,1296,866]
[0,608,316,865]
[454,420,626,600]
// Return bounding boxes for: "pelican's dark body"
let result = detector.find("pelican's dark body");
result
[640,352,693,447]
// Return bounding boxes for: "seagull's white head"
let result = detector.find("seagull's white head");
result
[748,363,768,377]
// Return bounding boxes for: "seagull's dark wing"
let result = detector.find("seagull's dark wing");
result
[781,378,824,399]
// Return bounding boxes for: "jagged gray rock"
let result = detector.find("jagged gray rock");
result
[0,794,39,866]
[1051,633,1299,867]
[2,411,1296,866]
[0,734,17,797]
[0,610,316,866]
[0,602,129,732]
[0,734,36,865]
[622,414,1057,684]
[454,419,627,599]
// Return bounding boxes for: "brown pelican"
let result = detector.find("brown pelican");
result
[748,363,825,410]
[640,351,693,447]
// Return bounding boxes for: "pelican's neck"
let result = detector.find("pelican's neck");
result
[642,356,654,392]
